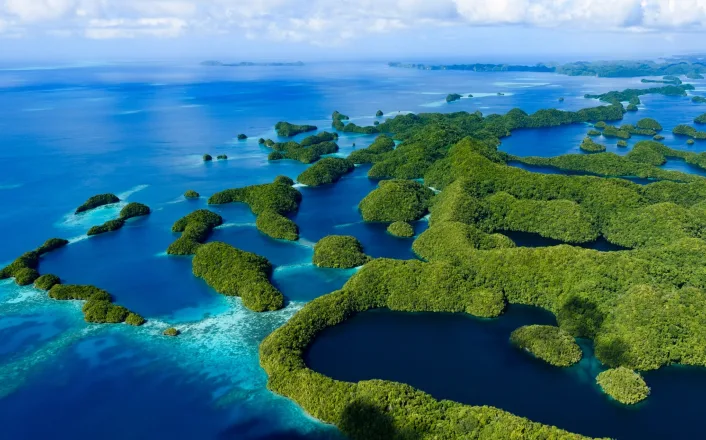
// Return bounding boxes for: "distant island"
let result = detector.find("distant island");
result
[200,61,304,67]
[389,58,706,78]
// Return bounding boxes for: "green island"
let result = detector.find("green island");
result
[217,154,228,160]
[585,84,694,104]
[164,327,180,336]
[641,75,682,85]
[87,202,151,236]
[167,209,223,255]
[1,238,69,286]
[688,139,696,145]
[637,117,663,131]
[673,124,706,139]
[387,221,415,238]
[580,137,606,152]
[275,121,317,137]
[693,96,706,104]
[203,154,212,161]
[192,241,283,312]
[267,138,339,164]
[208,177,301,241]
[313,235,370,269]
[510,325,582,367]
[695,113,706,124]
[49,284,145,325]
[654,134,665,140]
[257,91,706,438]
[389,59,706,78]
[297,157,354,186]
[75,193,120,214]
[376,110,383,117]
[301,131,338,146]
[514,139,706,183]
[446,93,462,103]
[237,134,247,140]
[184,189,200,198]
[348,135,395,164]
[587,129,601,137]
[617,140,628,148]
[34,274,60,290]
[358,179,434,222]
[626,103,638,111]
[596,367,650,405]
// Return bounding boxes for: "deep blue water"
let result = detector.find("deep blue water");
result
[1,61,705,439]
[306,307,706,440]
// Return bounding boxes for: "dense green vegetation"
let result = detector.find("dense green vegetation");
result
[359,180,434,222]
[87,219,125,236]
[164,327,180,336]
[1,238,68,286]
[217,154,228,160]
[688,139,696,146]
[617,140,628,148]
[120,202,151,219]
[208,178,301,240]
[300,131,337,147]
[693,96,706,104]
[256,210,299,241]
[49,284,144,325]
[673,124,706,139]
[167,209,223,255]
[192,242,283,312]
[602,125,631,139]
[446,94,462,103]
[585,84,694,104]
[654,135,665,141]
[75,193,120,214]
[275,121,317,137]
[387,221,415,238]
[259,99,706,438]
[313,236,370,269]
[297,158,354,186]
[626,103,638,112]
[266,139,339,163]
[510,325,582,367]
[596,367,650,405]
[185,189,200,199]
[237,134,247,140]
[34,274,60,291]
[637,118,663,131]
[348,135,395,164]
[587,129,601,136]
[376,110,383,117]
[580,137,606,152]
[695,113,706,124]
[203,154,212,161]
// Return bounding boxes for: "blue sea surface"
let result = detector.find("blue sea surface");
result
[1,61,705,439]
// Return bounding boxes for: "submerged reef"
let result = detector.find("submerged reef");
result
[192,241,283,312]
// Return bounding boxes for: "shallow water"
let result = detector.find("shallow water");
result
[1,61,706,439]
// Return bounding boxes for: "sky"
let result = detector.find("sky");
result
[2,0,706,62]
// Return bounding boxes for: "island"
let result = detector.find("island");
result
[217,154,228,160]
[695,113,706,124]
[510,325,582,367]
[208,177,301,241]
[579,137,606,152]
[49,284,145,325]
[297,158,354,186]
[265,137,339,163]
[376,110,384,117]
[192,241,284,312]
[692,96,706,103]
[312,235,370,269]
[87,202,151,236]
[184,189,200,199]
[596,367,650,405]
[75,193,120,214]
[274,121,317,137]
[164,327,180,336]
[358,180,434,222]
[0,238,68,286]
[446,93,462,103]
[387,221,415,238]
[167,209,223,255]
[203,154,212,161]
[237,134,247,140]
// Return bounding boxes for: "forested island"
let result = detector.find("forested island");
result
[390,58,706,77]
[259,88,706,439]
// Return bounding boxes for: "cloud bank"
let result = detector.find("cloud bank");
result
[1,0,706,44]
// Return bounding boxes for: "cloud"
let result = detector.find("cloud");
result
[2,0,706,42]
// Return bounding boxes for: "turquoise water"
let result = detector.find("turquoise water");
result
[0,61,705,439]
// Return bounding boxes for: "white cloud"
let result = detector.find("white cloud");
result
[2,0,706,41]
